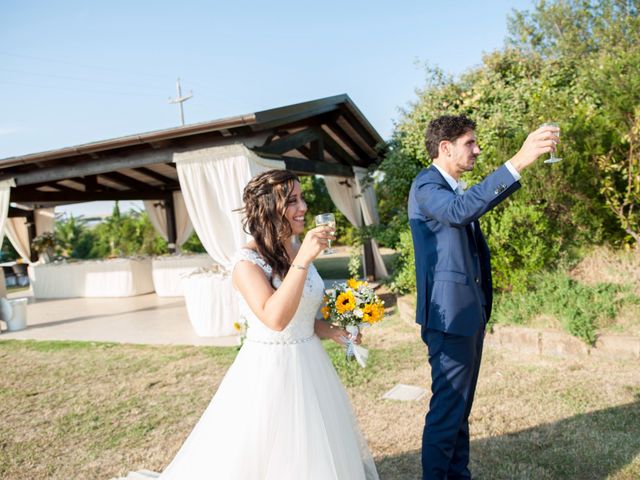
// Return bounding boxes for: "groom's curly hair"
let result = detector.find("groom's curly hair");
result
[240,169,300,282]
[425,115,476,160]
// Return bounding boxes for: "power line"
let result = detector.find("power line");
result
[0,51,248,111]
[0,79,162,98]
[0,50,171,80]
[0,67,168,91]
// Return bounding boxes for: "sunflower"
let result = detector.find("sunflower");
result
[336,291,356,314]
[362,303,375,323]
[321,305,330,320]
[373,303,385,323]
[364,303,385,324]
[347,278,364,289]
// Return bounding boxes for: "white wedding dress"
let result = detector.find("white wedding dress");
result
[159,248,379,480]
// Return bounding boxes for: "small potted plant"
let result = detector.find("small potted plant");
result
[31,232,58,263]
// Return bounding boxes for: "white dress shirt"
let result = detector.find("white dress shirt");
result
[433,161,521,195]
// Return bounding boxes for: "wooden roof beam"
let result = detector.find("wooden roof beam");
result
[10,188,170,203]
[280,156,353,177]
[321,131,356,166]
[99,171,162,192]
[256,127,323,156]
[134,167,178,185]
[7,149,173,187]
[324,115,376,160]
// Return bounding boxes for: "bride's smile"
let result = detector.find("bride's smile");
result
[285,181,308,236]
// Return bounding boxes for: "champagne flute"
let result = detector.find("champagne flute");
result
[314,213,336,255]
[541,122,562,164]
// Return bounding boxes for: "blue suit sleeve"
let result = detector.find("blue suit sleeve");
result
[415,164,521,226]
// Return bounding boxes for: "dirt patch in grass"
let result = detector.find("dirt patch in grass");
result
[598,302,640,337]
[571,246,640,294]
[2,314,640,480]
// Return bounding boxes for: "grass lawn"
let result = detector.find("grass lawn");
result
[1,310,639,479]
[6,286,30,295]
[313,246,398,279]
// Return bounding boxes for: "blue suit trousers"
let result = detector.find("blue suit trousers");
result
[421,321,485,480]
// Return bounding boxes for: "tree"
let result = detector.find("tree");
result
[377,0,640,293]
[509,0,640,245]
[55,214,92,258]
[89,203,168,257]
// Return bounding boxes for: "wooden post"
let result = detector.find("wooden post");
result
[359,202,376,280]
[165,193,177,254]
[362,238,376,281]
[26,211,38,262]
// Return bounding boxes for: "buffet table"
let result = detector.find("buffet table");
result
[30,258,154,298]
[182,270,238,337]
[151,254,216,297]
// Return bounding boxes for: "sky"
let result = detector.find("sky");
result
[1,0,535,218]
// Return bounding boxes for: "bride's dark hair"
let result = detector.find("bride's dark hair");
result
[240,169,301,281]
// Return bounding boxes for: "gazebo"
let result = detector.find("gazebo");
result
[0,94,389,334]
[0,94,387,275]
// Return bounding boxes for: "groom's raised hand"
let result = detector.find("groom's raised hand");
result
[510,124,561,172]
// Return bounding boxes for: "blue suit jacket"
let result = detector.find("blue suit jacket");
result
[408,164,520,336]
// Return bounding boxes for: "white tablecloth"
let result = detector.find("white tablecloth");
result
[30,258,154,298]
[151,254,216,297]
[182,272,238,337]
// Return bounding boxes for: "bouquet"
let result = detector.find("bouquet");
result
[321,278,385,367]
[233,319,248,349]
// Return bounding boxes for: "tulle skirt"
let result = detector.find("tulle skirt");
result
[159,335,379,480]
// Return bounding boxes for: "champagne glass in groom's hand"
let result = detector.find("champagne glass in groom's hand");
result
[314,213,336,255]
[541,122,562,164]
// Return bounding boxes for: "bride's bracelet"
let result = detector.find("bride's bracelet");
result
[291,263,308,271]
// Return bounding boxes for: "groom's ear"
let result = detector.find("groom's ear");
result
[438,140,451,158]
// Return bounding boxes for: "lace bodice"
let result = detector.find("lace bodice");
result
[232,248,325,344]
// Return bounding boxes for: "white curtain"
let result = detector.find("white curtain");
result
[33,208,56,263]
[0,180,15,246]
[143,191,194,249]
[324,177,362,227]
[354,167,388,278]
[174,143,285,271]
[3,207,55,265]
[35,208,55,235]
[5,218,30,261]
[324,168,389,278]
[0,179,15,298]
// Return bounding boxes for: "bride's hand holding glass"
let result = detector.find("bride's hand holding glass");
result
[294,225,336,266]
[314,213,336,254]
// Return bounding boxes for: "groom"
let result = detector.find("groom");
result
[408,115,558,479]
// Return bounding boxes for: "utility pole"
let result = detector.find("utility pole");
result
[168,78,193,126]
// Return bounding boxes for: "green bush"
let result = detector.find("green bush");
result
[483,201,561,293]
[180,232,206,253]
[491,272,639,345]
[388,228,416,295]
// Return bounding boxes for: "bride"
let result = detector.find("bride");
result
[159,169,379,479]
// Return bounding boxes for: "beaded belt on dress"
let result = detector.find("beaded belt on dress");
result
[244,333,316,345]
